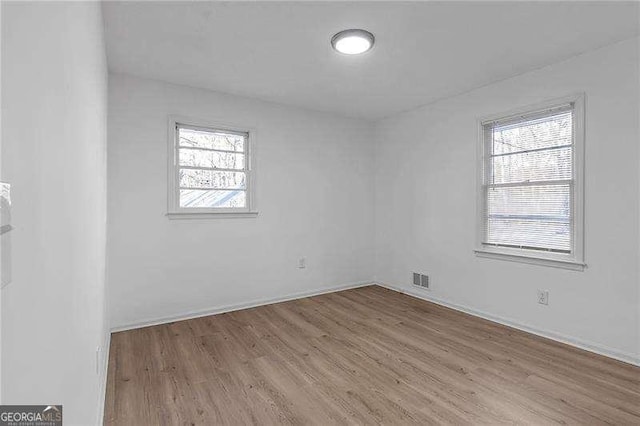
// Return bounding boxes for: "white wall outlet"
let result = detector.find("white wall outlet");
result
[297,257,306,269]
[537,289,549,305]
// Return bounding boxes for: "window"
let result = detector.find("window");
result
[168,117,256,218]
[476,95,585,270]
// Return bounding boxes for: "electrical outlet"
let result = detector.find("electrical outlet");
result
[298,257,306,269]
[537,290,549,305]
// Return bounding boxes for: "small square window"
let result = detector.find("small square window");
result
[168,118,256,218]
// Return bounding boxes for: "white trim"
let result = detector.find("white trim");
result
[487,178,572,189]
[177,122,248,138]
[475,93,586,269]
[110,281,374,333]
[481,102,573,128]
[376,282,639,367]
[167,115,257,218]
[179,165,245,173]
[95,332,111,426]
[110,281,639,367]
[474,248,585,271]
[166,211,258,220]
[572,94,586,268]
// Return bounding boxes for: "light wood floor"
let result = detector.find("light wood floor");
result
[104,285,640,425]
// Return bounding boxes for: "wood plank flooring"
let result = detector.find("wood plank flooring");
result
[104,285,640,425]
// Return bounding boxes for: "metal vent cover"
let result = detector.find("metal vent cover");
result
[412,272,421,286]
[420,274,429,289]
[412,272,430,289]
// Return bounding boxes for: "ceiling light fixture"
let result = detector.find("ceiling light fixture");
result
[331,29,375,55]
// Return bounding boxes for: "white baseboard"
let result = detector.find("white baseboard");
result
[108,280,639,367]
[95,332,111,426]
[376,282,640,367]
[110,281,375,333]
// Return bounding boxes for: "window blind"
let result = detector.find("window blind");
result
[481,104,574,254]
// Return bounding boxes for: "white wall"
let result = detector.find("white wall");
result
[374,37,640,364]
[0,0,3,403]
[1,2,108,424]
[107,73,375,329]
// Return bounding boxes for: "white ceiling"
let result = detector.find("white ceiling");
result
[103,1,639,120]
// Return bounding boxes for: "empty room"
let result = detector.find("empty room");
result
[1,0,639,424]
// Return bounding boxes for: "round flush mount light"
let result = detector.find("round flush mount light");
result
[331,29,375,55]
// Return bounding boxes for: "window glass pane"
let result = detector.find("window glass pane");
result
[486,218,570,252]
[178,127,245,152]
[491,146,571,184]
[179,148,245,170]
[492,111,572,155]
[179,169,246,189]
[486,184,571,252]
[179,189,246,208]
[488,184,570,219]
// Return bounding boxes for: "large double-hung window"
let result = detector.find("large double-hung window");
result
[476,95,585,270]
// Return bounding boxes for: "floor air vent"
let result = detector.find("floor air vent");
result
[413,273,421,286]
[412,272,429,289]
[420,274,429,289]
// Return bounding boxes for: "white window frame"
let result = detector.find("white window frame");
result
[167,115,258,219]
[475,94,586,271]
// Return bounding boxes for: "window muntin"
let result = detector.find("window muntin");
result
[172,124,251,211]
[479,101,582,262]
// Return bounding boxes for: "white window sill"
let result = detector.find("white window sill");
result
[474,249,585,271]
[167,211,259,220]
